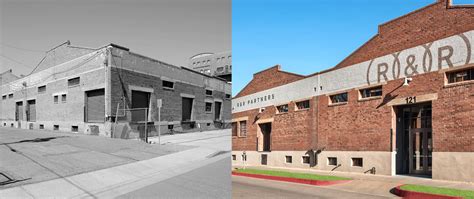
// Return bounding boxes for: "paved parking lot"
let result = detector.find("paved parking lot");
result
[0,127,192,189]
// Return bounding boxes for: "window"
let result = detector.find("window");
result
[352,158,363,167]
[225,94,231,99]
[285,156,292,163]
[276,104,289,113]
[54,95,59,104]
[206,89,213,96]
[71,126,78,132]
[329,92,348,104]
[8,94,13,98]
[68,77,80,87]
[302,156,310,164]
[61,94,67,103]
[205,102,212,112]
[447,68,474,84]
[296,100,310,110]
[232,155,236,161]
[239,121,247,137]
[162,80,174,89]
[39,124,44,129]
[2,95,6,100]
[261,154,267,165]
[216,67,224,72]
[232,122,238,136]
[328,157,338,166]
[38,85,46,93]
[53,125,59,130]
[360,86,382,99]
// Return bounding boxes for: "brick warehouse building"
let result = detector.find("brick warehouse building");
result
[232,0,474,182]
[0,41,231,139]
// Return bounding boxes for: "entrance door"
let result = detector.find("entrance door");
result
[182,97,193,121]
[259,123,272,152]
[396,103,432,176]
[15,101,23,121]
[131,90,150,122]
[214,101,222,121]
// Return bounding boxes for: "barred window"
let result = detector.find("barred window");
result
[162,80,174,89]
[296,100,310,110]
[239,121,247,137]
[68,77,80,87]
[276,104,289,113]
[447,68,474,84]
[329,92,348,104]
[360,86,382,98]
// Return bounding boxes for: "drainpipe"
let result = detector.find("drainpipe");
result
[105,47,112,121]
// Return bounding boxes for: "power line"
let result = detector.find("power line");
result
[0,54,34,69]
[0,42,45,53]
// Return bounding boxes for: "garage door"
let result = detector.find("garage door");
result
[86,89,105,122]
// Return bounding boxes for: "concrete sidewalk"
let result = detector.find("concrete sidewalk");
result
[235,165,474,198]
[1,129,231,198]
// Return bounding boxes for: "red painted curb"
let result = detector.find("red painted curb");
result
[393,185,463,199]
[232,171,351,186]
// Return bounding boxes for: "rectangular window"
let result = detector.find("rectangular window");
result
[302,156,310,164]
[68,77,80,87]
[328,157,338,166]
[38,85,46,93]
[61,94,67,103]
[360,86,382,98]
[39,124,44,129]
[232,155,236,161]
[205,102,212,112]
[205,89,213,96]
[295,100,310,110]
[225,94,231,99]
[232,122,238,136]
[8,94,13,98]
[447,68,474,84]
[239,121,247,137]
[2,95,6,100]
[329,92,348,104]
[53,125,59,130]
[162,80,174,89]
[352,157,363,167]
[261,154,267,165]
[285,156,292,163]
[276,104,289,113]
[54,95,59,104]
[71,126,78,132]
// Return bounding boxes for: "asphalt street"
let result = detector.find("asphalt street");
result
[232,175,395,199]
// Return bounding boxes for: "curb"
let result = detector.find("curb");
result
[232,171,351,186]
[393,185,463,199]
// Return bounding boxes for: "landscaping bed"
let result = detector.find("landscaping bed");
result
[394,184,474,199]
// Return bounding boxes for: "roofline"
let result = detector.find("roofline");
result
[189,52,214,60]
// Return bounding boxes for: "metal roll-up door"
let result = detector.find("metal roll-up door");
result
[86,89,105,122]
[28,100,36,122]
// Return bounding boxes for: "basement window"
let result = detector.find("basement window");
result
[329,92,348,104]
[205,89,213,96]
[61,94,67,103]
[68,77,80,87]
[38,85,46,93]
[71,126,78,132]
[295,100,310,110]
[39,124,44,129]
[261,154,268,165]
[8,94,13,98]
[302,156,310,164]
[328,157,338,166]
[205,102,212,112]
[285,156,292,164]
[360,86,382,99]
[162,80,174,90]
[2,95,6,100]
[232,155,236,161]
[447,68,474,84]
[239,121,247,137]
[53,125,59,130]
[276,104,289,113]
[352,158,363,167]
[54,95,59,104]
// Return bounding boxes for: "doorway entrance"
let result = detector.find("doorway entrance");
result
[396,102,432,176]
[259,123,272,152]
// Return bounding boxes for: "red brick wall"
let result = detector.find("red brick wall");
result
[235,65,305,98]
[335,0,474,70]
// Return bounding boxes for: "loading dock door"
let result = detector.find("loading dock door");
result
[131,90,150,122]
[27,100,36,122]
[214,101,222,120]
[15,101,23,121]
[86,89,105,122]
[182,97,193,121]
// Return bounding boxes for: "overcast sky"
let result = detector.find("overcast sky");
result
[0,0,231,76]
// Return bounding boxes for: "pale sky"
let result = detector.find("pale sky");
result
[0,0,231,76]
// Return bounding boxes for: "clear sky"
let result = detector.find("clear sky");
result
[0,0,231,76]
[232,0,473,96]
